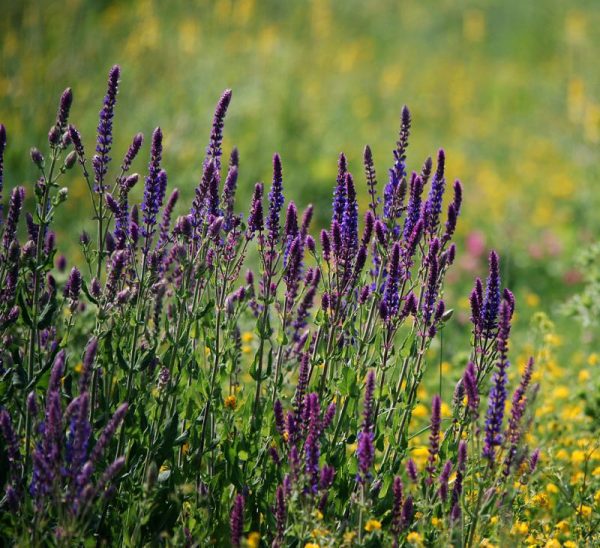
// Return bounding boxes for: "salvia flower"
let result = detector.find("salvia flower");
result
[426,395,442,483]
[482,250,501,337]
[93,65,120,191]
[247,183,264,236]
[267,153,285,245]
[483,299,512,463]
[230,494,245,548]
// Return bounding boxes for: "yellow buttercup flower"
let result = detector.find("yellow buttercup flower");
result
[406,531,422,545]
[74,362,83,374]
[512,521,529,535]
[247,532,260,548]
[577,504,592,518]
[241,331,254,343]
[364,519,381,532]
[304,544,320,548]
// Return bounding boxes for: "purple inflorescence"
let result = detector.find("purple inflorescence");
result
[93,65,120,192]
[483,298,513,463]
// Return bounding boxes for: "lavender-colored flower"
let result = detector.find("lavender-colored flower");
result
[391,476,404,535]
[222,161,239,231]
[120,132,144,175]
[93,65,120,191]
[0,409,21,473]
[402,173,424,240]
[275,485,286,541]
[401,495,414,530]
[267,153,285,245]
[90,403,128,464]
[141,128,166,247]
[27,391,39,418]
[205,89,232,176]
[332,153,348,224]
[55,88,73,134]
[2,186,25,255]
[383,242,402,319]
[463,362,479,417]
[284,236,303,304]
[79,337,98,393]
[247,183,264,235]
[292,352,310,424]
[503,357,534,474]
[451,440,467,508]
[67,267,82,301]
[384,107,410,222]
[357,370,376,480]
[320,229,331,262]
[438,460,452,502]
[423,149,446,235]
[529,449,540,473]
[482,251,501,337]
[406,458,418,483]
[421,240,440,325]
[426,395,442,482]
[274,400,285,435]
[483,299,512,463]
[230,494,244,548]
[341,172,358,258]
[363,145,378,212]
[157,189,179,249]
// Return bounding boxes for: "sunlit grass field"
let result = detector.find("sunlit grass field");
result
[1,0,600,545]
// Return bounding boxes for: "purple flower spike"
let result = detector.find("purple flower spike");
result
[267,153,285,245]
[275,485,287,541]
[463,362,479,417]
[78,337,98,393]
[141,128,166,248]
[426,395,442,482]
[363,145,378,212]
[332,153,348,224]
[423,149,446,235]
[406,458,418,483]
[357,370,376,481]
[2,186,25,255]
[247,183,264,235]
[205,89,232,175]
[482,251,501,337]
[483,299,512,463]
[93,65,120,191]
[403,173,424,240]
[383,242,402,319]
[230,494,245,548]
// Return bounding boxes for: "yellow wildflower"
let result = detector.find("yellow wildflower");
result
[304,544,320,548]
[74,362,83,374]
[224,395,237,410]
[412,403,428,418]
[555,520,569,534]
[594,490,600,504]
[512,521,529,535]
[544,540,561,548]
[364,519,381,532]
[343,531,356,544]
[313,509,323,521]
[406,531,422,545]
[247,532,260,548]
[431,517,442,529]
[577,504,592,517]
[241,331,254,343]
[546,483,559,494]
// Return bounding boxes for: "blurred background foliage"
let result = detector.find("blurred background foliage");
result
[1,0,599,312]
